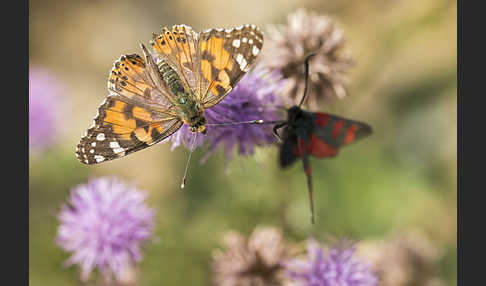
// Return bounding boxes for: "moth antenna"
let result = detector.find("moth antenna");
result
[181,132,198,189]
[298,53,318,108]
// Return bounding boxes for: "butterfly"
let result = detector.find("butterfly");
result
[75,24,263,167]
[273,53,373,224]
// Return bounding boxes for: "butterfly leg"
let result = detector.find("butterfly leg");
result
[297,137,315,224]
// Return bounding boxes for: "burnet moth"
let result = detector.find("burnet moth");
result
[272,53,373,224]
[191,53,372,223]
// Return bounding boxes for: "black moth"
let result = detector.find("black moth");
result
[272,53,373,224]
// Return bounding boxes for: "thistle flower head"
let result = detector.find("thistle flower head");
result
[29,67,63,150]
[262,9,354,108]
[285,239,377,286]
[56,177,155,282]
[168,66,286,162]
[212,226,290,286]
[359,231,445,286]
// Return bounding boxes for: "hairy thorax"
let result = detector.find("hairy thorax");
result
[158,60,207,133]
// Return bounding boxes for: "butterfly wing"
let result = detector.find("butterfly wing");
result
[76,96,183,164]
[108,52,175,111]
[197,24,264,108]
[76,53,183,164]
[150,24,263,108]
[150,25,200,96]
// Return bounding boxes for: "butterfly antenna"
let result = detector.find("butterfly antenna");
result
[298,53,318,108]
[206,106,285,127]
[207,120,284,126]
[181,133,198,189]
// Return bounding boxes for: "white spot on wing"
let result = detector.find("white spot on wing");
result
[94,155,105,163]
[249,39,254,44]
[90,149,95,154]
[242,37,247,43]
[91,142,96,147]
[236,54,248,71]
[96,133,105,141]
[109,141,120,149]
[113,148,125,155]
[252,45,260,56]
[232,39,240,48]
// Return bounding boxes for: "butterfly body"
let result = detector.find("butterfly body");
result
[76,24,263,165]
[157,59,207,133]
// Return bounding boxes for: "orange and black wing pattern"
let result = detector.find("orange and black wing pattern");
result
[76,52,182,164]
[150,25,199,96]
[150,24,264,108]
[77,24,264,164]
[108,53,174,110]
[197,24,263,108]
[76,96,182,164]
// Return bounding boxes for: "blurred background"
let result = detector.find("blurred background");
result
[29,0,457,285]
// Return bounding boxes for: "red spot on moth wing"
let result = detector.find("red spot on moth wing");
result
[315,113,330,126]
[309,134,338,158]
[293,138,307,157]
[332,120,344,139]
[344,124,360,144]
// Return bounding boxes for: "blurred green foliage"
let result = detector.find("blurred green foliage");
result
[30,0,456,285]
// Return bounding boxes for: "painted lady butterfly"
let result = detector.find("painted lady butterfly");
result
[76,24,263,164]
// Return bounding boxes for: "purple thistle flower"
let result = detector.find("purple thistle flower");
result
[56,177,155,282]
[285,239,377,286]
[29,67,63,150]
[168,66,287,162]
